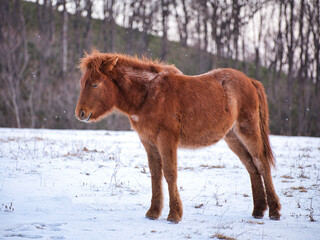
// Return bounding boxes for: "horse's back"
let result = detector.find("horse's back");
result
[173,68,260,148]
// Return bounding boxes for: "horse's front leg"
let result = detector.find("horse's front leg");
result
[157,131,183,223]
[141,139,164,220]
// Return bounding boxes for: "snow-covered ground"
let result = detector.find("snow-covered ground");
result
[0,128,319,240]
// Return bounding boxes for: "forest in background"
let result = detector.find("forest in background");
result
[0,0,319,136]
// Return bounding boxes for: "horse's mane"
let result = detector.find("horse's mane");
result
[79,50,182,75]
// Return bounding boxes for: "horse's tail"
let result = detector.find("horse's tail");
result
[251,79,275,168]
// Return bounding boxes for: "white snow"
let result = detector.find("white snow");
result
[0,128,319,240]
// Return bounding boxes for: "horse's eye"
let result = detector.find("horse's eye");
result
[92,83,99,88]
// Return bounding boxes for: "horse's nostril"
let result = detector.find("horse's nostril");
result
[80,110,85,119]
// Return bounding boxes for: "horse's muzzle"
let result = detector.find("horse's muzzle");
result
[77,110,92,122]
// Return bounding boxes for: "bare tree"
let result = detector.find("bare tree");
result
[161,0,169,60]
[62,0,68,74]
[125,0,141,54]
[102,0,115,51]
[73,0,82,58]
[139,1,159,55]
[173,0,190,47]
[0,0,29,128]
[82,0,93,50]
[308,0,320,95]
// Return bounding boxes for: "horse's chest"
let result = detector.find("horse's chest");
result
[129,112,180,142]
[130,115,156,138]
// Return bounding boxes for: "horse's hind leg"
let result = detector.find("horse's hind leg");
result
[225,130,267,218]
[141,139,164,220]
[235,122,281,220]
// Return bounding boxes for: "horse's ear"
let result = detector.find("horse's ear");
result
[103,56,118,73]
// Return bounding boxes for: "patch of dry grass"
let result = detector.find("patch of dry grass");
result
[200,164,225,169]
[211,233,236,240]
[194,203,204,209]
[283,191,293,197]
[179,166,195,171]
[282,180,295,183]
[245,220,264,225]
[281,174,294,179]
[290,186,308,192]
[33,137,44,141]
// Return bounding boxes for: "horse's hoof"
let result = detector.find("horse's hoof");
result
[269,215,280,220]
[146,209,161,220]
[269,209,281,220]
[167,217,181,224]
[252,209,265,219]
[146,215,157,220]
[167,212,182,223]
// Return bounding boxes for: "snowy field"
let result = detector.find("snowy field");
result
[0,128,319,240]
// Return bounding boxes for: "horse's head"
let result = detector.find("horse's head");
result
[75,54,119,123]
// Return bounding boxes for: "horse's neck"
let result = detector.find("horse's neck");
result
[113,65,151,115]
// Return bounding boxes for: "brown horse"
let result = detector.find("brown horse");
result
[75,50,281,223]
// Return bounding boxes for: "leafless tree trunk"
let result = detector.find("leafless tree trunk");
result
[306,0,320,135]
[231,0,241,65]
[274,0,284,76]
[297,0,307,135]
[209,0,219,68]
[161,0,169,60]
[108,0,115,51]
[310,0,320,96]
[139,1,159,55]
[82,0,92,50]
[284,0,295,135]
[252,10,264,80]
[73,0,81,58]
[202,0,209,53]
[62,1,68,74]
[126,0,140,54]
[173,0,190,47]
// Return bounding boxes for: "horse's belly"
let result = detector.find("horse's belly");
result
[179,129,225,148]
[178,112,235,148]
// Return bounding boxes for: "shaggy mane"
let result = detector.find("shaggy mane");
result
[79,50,182,75]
